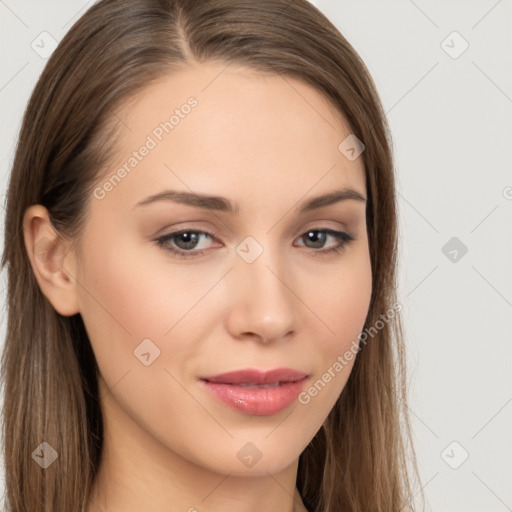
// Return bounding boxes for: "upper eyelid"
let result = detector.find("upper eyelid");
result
[158,218,351,237]
[157,227,352,247]
[160,226,347,237]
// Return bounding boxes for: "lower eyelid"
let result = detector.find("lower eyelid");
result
[156,230,219,250]
[156,228,354,258]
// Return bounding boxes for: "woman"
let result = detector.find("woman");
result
[1,0,421,510]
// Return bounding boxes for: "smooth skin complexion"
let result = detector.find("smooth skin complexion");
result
[23,61,372,512]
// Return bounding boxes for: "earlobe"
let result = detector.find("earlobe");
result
[23,205,80,317]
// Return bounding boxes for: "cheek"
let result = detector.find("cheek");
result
[311,251,372,352]
[297,257,371,420]
[77,233,206,335]
[75,232,224,384]
[73,238,164,376]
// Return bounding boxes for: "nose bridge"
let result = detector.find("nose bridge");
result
[229,235,297,341]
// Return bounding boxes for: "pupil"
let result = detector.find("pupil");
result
[306,230,326,248]
[177,232,199,249]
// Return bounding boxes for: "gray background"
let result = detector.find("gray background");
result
[1,1,511,510]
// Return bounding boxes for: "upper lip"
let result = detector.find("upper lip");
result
[201,368,308,385]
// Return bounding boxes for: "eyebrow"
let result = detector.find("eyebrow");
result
[133,187,366,214]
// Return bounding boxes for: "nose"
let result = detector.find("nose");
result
[225,244,298,345]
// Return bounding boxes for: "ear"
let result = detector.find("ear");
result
[23,205,80,316]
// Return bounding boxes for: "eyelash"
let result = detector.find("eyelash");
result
[154,228,355,260]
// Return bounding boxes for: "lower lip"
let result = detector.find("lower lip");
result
[201,378,308,416]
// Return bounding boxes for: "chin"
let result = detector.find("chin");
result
[189,440,302,478]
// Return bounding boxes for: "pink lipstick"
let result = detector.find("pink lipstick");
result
[200,368,308,416]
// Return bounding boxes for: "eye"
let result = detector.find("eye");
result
[154,228,355,259]
[295,228,355,255]
[155,230,219,259]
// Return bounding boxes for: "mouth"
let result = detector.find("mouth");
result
[199,368,309,416]
[231,382,283,388]
[200,367,308,385]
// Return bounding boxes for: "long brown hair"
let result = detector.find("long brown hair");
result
[1,1,421,510]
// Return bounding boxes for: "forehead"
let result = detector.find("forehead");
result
[95,61,366,213]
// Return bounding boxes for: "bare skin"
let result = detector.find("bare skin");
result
[23,61,372,512]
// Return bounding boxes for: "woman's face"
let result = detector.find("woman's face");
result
[71,61,372,477]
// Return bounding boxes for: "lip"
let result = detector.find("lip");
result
[200,368,308,416]
[201,368,308,385]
